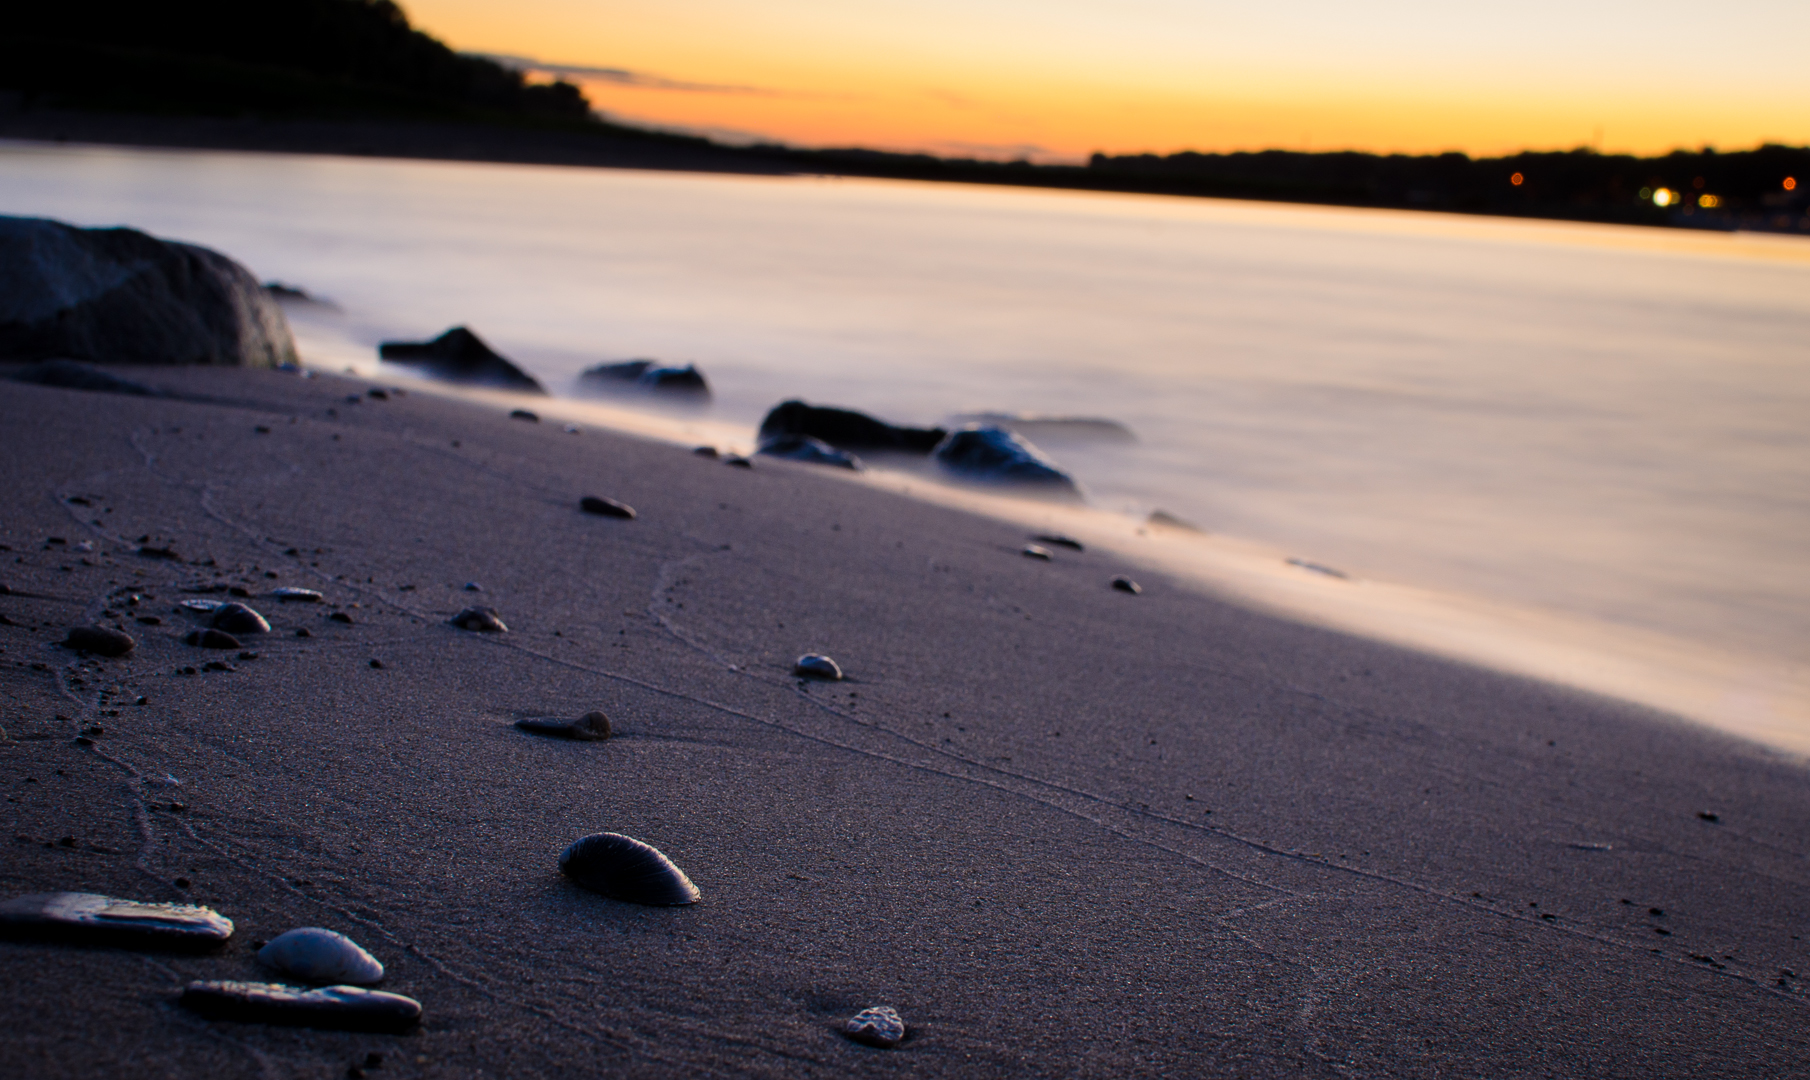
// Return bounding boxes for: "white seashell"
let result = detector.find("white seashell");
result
[270,587,324,602]
[180,599,227,612]
[258,927,384,985]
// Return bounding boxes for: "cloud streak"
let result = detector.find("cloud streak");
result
[472,53,778,96]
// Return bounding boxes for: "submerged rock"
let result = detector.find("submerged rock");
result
[63,625,135,657]
[211,602,270,635]
[516,711,612,742]
[376,326,544,393]
[793,654,843,680]
[559,833,700,905]
[756,434,863,471]
[933,426,1076,490]
[450,607,507,633]
[844,1005,906,1048]
[180,981,421,1032]
[0,215,296,367]
[258,927,384,985]
[187,629,242,649]
[1021,545,1053,561]
[579,359,710,397]
[580,495,637,519]
[758,400,945,453]
[270,587,323,603]
[0,892,233,948]
[1111,576,1142,594]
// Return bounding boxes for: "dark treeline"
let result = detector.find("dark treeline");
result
[4,0,592,122]
[3,1,1805,233]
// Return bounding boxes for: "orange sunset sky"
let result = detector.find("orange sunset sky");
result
[407,0,1809,162]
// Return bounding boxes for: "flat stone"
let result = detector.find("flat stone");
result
[1034,533,1085,551]
[258,927,384,985]
[63,625,134,657]
[579,495,636,519]
[515,711,612,741]
[0,892,233,949]
[180,981,421,1032]
[844,1005,906,1048]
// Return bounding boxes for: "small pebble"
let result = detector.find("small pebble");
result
[296,627,312,638]
[368,659,384,669]
[329,612,354,624]
[186,629,242,650]
[1034,533,1084,551]
[136,615,163,625]
[212,603,271,635]
[1111,576,1142,594]
[844,1005,905,1048]
[0,892,233,947]
[271,587,324,603]
[579,495,637,520]
[724,455,753,469]
[450,607,507,633]
[793,654,843,680]
[1021,545,1053,561]
[1698,811,1720,823]
[62,626,135,657]
[463,582,483,592]
[367,388,388,400]
[180,981,421,1032]
[259,927,385,985]
[515,711,611,742]
[559,833,700,905]
[509,409,539,422]
[564,424,580,434]
[179,599,226,612]
[693,445,719,458]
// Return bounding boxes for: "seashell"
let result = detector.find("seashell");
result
[258,927,384,985]
[212,603,271,634]
[450,606,507,632]
[63,625,134,657]
[579,495,636,519]
[516,711,611,741]
[844,1004,905,1048]
[180,598,226,612]
[180,981,420,1032]
[1111,576,1141,594]
[1021,545,1052,561]
[559,833,700,905]
[1033,533,1084,551]
[186,629,242,649]
[0,891,232,948]
[270,587,323,603]
[793,654,842,680]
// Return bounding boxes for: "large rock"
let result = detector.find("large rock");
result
[377,327,544,393]
[0,216,297,367]
[932,425,1078,490]
[578,359,710,397]
[757,400,946,453]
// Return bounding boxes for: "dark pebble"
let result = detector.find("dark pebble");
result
[1034,533,1084,551]
[724,455,753,468]
[228,586,251,598]
[180,981,421,1032]
[212,603,270,635]
[0,891,233,948]
[186,629,242,650]
[793,654,843,680]
[463,582,483,592]
[329,612,353,624]
[137,545,180,560]
[559,833,700,905]
[203,661,235,672]
[693,445,719,457]
[1111,576,1142,594]
[238,651,259,661]
[1697,811,1719,823]
[509,409,539,422]
[136,615,163,625]
[369,659,384,669]
[1021,545,1053,561]
[63,625,135,657]
[295,627,312,638]
[74,736,93,747]
[174,878,190,888]
[368,388,389,400]
[515,711,611,742]
[580,495,637,520]
[844,1005,906,1048]
[450,607,508,632]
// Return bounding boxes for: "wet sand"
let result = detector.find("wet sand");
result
[2,366,1806,1078]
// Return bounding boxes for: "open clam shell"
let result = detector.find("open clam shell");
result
[559,833,700,905]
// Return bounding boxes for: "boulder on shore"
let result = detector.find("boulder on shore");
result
[377,327,544,393]
[0,215,297,367]
[933,425,1078,490]
[578,359,710,397]
[757,400,946,453]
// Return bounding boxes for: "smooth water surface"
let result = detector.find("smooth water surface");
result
[4,141,1807,730]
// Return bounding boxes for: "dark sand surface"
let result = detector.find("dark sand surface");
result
[2,368,1806,1078]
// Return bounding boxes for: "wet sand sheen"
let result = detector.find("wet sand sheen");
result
[1,366,1805,1077]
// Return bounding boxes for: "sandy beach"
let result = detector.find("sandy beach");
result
[3,365,1807,1078]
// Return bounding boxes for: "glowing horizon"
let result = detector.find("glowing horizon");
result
[408,0,1810,162]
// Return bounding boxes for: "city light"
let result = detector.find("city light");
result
[1652,187,1675,207]
[1787,177,1799,191]
[1698,194,1720,208]
[1510,172,1523,186]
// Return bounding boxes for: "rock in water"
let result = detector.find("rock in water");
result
[755,434,864,471]
[844,1005,906,1048]
[559,833,700,905]
[0,892,233,948]
[270,587,323,602]
[757,400,946,453]
[933,426,1077,490]
[580,495,637,519]
[793,654,843,680]
[186,629,242,649]
[1111,576,1142,594]
[211,602,271,634]
[0,216,296,367]
[180,981,420,1032]
[516,711,612,741]
[1021,545,1053,561]
[376,326,544,393]
[579,360,711,397]
[63,625,135,657]
[258,928,384,985]
[450,607,507,633]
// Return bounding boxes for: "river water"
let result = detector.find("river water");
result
[4,141,1807,749]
